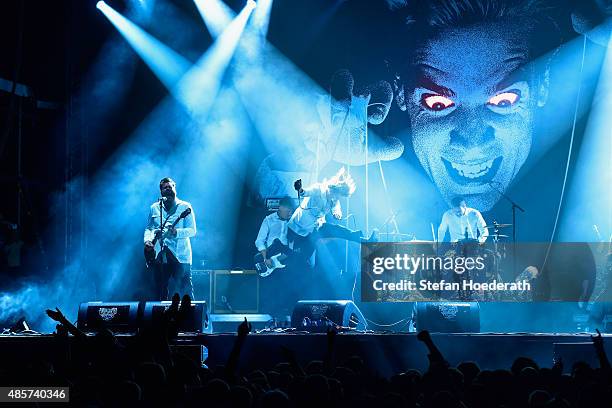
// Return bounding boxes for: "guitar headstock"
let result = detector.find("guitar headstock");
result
[180,207,192,219]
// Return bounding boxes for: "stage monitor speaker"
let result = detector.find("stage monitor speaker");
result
[77,302,140,333]
[291,300,366,332]
[211,270,259,313]
[209,313,273,333]
[142,301,208,333]
[413,302,480,333]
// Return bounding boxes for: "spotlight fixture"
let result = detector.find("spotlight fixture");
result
[247,0,256,9]
[96,1,105,10]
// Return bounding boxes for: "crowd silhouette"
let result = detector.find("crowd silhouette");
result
[0,294,610,407]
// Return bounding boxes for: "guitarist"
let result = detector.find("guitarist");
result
[254,196,294,271]
[144,177,196,300]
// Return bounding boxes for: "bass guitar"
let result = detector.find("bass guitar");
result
[254,239,290,277]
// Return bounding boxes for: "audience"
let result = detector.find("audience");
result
[0,294,609,407]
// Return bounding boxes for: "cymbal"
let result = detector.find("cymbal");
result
[484,223,512,229]
[491,234,509,238]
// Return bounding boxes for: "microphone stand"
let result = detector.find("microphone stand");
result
[379,211,399,242]
[489,183,525,275]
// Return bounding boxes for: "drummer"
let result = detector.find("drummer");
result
[437,196,488,244]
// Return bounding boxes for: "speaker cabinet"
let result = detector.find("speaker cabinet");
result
[291,300,366,332]
[77,302,140,333]
[78,301,209,333]
[211,270,259,313]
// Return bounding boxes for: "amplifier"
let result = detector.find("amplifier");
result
[211,270,259,313]
[77,302,140,333]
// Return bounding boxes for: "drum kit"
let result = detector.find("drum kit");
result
[485,221,512,242]
[379,222,512,244]
[380,221,515,302]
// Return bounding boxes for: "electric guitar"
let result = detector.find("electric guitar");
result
[254,239,290,277]
[144,207,191,267]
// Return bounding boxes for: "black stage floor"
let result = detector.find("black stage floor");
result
[1,332,610,376]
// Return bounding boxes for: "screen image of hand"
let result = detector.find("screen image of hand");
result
[303,69,403,167]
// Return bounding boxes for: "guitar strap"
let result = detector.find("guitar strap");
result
[159,203,181,234]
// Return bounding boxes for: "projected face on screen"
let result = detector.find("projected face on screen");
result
[407,22,543,211]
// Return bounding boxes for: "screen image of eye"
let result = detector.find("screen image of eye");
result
[421,94,455,111]
[487,91,520,107]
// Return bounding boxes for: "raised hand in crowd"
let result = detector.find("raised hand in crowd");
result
[417,330,449,369]
[225,317,252,380]
[46,307,86,340]
[591,328,611,371]
[324,325,337,374]
[238,316,252,339]
[45,307,68,324]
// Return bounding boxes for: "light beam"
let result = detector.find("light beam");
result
[97,1,190,90]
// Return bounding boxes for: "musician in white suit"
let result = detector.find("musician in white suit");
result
[144,177,196,300]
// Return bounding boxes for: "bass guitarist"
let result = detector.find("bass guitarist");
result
[144,177,196,300]
[254,196,294,276]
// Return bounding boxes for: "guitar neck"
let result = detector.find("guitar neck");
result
[152,215,185,245]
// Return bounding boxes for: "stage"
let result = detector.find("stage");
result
[2,332,610,377]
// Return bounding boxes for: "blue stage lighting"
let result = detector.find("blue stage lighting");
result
[251,0,272,35]
[97,1,190,90]
[173,1,254,120]
[193,0,234,38]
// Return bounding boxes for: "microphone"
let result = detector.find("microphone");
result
[159,197,168,202]
[294,179,302,192]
